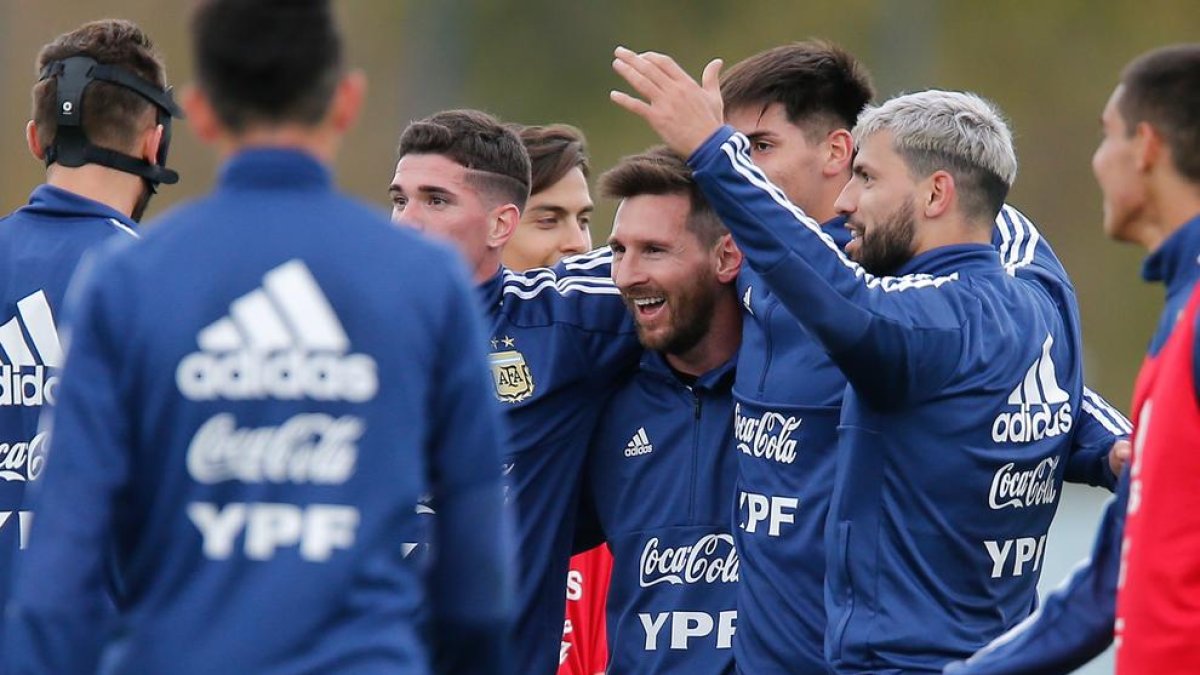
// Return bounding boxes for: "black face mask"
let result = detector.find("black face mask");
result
[39,56,184,220]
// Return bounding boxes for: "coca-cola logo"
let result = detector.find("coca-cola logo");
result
[639,534,739,588]
[988,456,1059,510]
[0,432,48,482]
[734,404,800,465]
[187,413,361,485]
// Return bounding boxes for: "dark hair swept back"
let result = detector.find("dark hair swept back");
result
[190,0,344,132]
[509,123,590,196]
[599,145,726,246]
[398,109,532,210]
[1119,44,1200,182]
[721,40,874,138]
[33,19,167,152]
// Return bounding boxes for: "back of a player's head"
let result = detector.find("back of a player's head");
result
[190,0,342,133]
[398,109,532,211]
[856,90,1016,222]
[33,19,165,154]
[721,40,874,139]
[1119,44,1200,183]
[512,123,590,196]
[600,145,726,246]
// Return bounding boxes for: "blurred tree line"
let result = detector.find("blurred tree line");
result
[2,0,1198,408]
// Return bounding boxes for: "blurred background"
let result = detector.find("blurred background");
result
[3,2,1199,671]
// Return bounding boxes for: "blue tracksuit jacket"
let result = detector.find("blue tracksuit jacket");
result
[690,127,1089,673]
[4,149,513,675]
[945,213,1200,674]
[0,185,139,642]
[731,211,1127,672]
[584,350,738,675]
[479,250,642,675]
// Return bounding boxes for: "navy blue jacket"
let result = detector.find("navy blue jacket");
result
[691,127,1089,673]
[946,213,1200,674]
[479,251,642,675]
[5,150,513,675]
[731,209,1127,673]
[0,185,139,640]
[584,351,738,675]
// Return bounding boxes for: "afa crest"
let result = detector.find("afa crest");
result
[489,348,535,403]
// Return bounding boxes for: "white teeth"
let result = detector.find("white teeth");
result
[633,297,665,307]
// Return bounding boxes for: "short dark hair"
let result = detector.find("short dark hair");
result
[33,19,166,153]
[190,0,343,132]
[511,124,590,196]
[1119,44,1200,182]
[398,110,532,211]
[599,145,726,246]
[721,40,874,139]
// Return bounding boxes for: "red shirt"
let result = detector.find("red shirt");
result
[1116,282,1200,673]
[558,545,612,675]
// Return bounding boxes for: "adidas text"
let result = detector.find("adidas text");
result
[992,403,1073,444]
[0,366,57,407]
[176,350,377,402]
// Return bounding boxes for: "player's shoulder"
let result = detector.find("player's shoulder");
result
[499,248,625,317]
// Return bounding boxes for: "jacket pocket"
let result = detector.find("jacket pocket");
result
[828,520,854,661]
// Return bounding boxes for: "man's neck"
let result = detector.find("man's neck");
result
[218,125,339,165]
[45,163,140,217]
[1140,181,1200,253]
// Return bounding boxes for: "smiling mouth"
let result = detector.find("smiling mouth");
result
[630,295,666,318]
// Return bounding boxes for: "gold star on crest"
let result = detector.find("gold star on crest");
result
[501,335,516,348]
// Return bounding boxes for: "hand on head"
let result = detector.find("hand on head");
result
[610,46,726,158]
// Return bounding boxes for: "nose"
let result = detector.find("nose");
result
[392,202,424,230]
[561,221,590,256]
[611,250,646,292]
[833,180,858,216]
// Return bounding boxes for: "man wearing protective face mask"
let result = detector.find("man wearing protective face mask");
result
[0,17,180,649]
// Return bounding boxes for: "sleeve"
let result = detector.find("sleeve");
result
[943,472,1126,674]
[425,257,516,675]
[5,255,131,674]
[1064,387,1132,491]
[538,248,642,374]
[687,126,969,408]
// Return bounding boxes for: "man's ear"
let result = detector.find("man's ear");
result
[139,123,165,164]
[823,128,854,177]
[488,203,520,249]
[1133,120,1163,174]
[26,120,45,161]
[328,69,366,134]
[714,233,743,283]
[182,84,221,144]
[924,170,956,219]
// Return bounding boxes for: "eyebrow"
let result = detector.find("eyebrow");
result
[528,203,594,214]
[389,183,456,197]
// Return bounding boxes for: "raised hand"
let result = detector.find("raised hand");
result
[609,46,725,158]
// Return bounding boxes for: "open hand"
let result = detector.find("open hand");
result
[609,46,725,158]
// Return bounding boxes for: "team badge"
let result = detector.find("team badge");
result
[488,336,534,402]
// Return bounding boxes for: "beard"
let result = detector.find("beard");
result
[850,200,917,276]
[623,268,720,356]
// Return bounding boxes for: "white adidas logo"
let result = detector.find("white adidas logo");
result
[991,334,1074,444]
[0,290,62,407]
[175,260,378,402]
[741,286,754,315]
[624,427,654,457]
